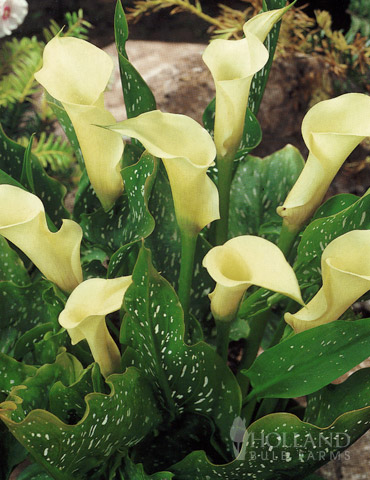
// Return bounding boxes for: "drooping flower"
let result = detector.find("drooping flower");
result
[35,36,124,211]
[0,184,83,293]
[285,230,370,333]
[59,277,132,377]
[0,0,28,38]
[203,235,303,322]
[107,110,219,235]
[202,6,290,159]
[277,93,370,230]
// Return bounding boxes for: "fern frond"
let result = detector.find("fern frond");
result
[17,132,75,172]
[43,9,92,42]
[0,37,43,108]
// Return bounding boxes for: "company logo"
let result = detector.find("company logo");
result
[230,417,351,462]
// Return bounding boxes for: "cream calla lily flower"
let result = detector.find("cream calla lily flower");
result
[107,110,219,234]
[277,93,370,230]
[59,276,132,377]
[34,35,124,211]
[203,235,303,322]
[243,5,292,43]
[202,31,268,159]
[285,230,370,333]
[202,6,289,159]
[0,185,82,293]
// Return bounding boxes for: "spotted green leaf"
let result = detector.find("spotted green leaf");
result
[114,0,156,143]
[0,125,69,226]
[244,318,370,401]
[46,93,84,168]
[248,0,287,116]
[305,367,370,427]
[0,236,30,286]
[121,245,241,453]
[295,191,370,288]
[0,364,162,480]
[80,152,157,258]
[229,145,304,242]
[144,165,215,324]
[311,193,359,221]
[0,353,36,395]
[0,280,63,356]
[48,364,100,425]
[169,407,370,479]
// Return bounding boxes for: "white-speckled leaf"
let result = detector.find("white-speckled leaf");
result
[46,93,84,168]
[229,145,304,242]
[115,0,156,146]
[121,246,241,453]
[80,153,157,256]
[0,353,36,395]
[144,165,215,324]
[0,236,30,286]
[244,318,370,400]
[0,280,62,356]
[305,367,370,427]
[169,408,370,479]
[295,192,370,288]
[0,364,162,480]
[248,0,286,116]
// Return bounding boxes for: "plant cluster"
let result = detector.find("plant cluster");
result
[1,1,370,480]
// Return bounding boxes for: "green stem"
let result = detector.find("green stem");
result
[238,310,270,372]
[268,298,296,348]
[277,221,300,257]
[237,310,270,398]
[215,320,231,361]
[255,397,279,421]
[215,155,234,245]
[178,230,198,331]
[243,398,258,427]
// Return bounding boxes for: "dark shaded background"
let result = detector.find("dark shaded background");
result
[19,0,352,47]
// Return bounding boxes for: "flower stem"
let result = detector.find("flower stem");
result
[215,319,231,361]
[215,155,234,245]
[277,221,300,257]
[238,310,270,372]
[178,229,198,330]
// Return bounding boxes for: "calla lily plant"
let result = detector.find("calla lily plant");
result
[2,2,370,479]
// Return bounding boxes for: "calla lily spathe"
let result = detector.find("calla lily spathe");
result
[203,235,303,322]
[277,93,370,230]
[107,110,219,234]
[202,31,267,159]
[59,276,132,377]
[202,6,289,159]
[286,230,370,333]
[243,5,292,43]
[34,36,124,211]
[0,185,82,293]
